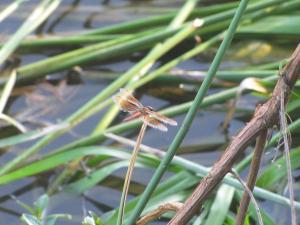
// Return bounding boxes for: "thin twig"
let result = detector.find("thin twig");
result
[235,129,267,225]
[231,170,264,225]
[280,83,297,225]
[137,202,183,225]
[117,122,148,225]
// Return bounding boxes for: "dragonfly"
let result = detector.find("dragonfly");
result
[113,88,177,131]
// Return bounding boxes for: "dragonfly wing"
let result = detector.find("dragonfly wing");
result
[142,115,168,132]
[123,111,142,122]
[113,89,143,113]
[150,111,177,126]
[119,89,143,108]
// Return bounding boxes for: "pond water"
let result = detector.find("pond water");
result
[0,0,297,225]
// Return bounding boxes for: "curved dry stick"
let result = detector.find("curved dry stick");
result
[168,44,300,225]
[137,202,183,225]
[231,170,264,225]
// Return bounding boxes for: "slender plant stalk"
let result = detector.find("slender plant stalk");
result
[0,0,25,23]
[0,114,26,132]
[136,202,183,225]
[0,70,16,113]
[235,129,268,225]
[127,0,250,223]
[231,170,264,225]
[117,123,147,225]
[280,87,297,225]
[0,70,26,132]
[3,34,129,48]
[81,2,237,36]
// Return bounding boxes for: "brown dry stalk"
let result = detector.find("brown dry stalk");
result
[231,170,264,225]
[137,202,183,225]
[235,129,267,225]
[118,122,147,225]
[168,43,300,225]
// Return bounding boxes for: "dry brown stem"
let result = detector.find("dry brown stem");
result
[168,43,300,225]
[235,129,268,225]
[137,202,183,225]
[231,170,264,225]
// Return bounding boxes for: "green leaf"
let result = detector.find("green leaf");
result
[203,184,235,225]
[238,15,300,36]
[257,147,300,189]
[0,70,16,113]
[0,123,68,148]
[34,194,49,219]
[0,147,130,184]
[65,161,131,194]
[20,214,41,225]
[82,211,104,225]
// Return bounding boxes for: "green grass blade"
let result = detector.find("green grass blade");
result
[65,161,131,194]
[257,146,300,189]
[0,147,129,184]
[0,123,68,148]
[0,113,26,132]
[203,184,235,225]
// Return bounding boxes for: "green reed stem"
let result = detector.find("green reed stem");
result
[0,0,25,23]
[81,2,238,36]
[127,0,250,223]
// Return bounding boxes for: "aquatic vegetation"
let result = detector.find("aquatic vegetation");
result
[0,0,300,225]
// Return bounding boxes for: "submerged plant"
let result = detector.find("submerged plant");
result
[113,88,177,225]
